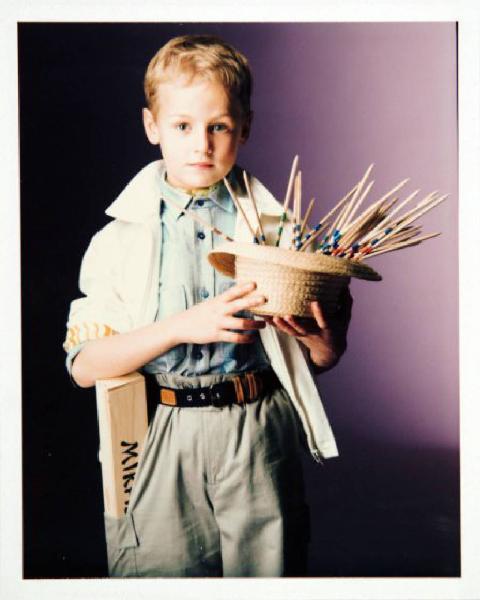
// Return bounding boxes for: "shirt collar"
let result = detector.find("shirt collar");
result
[105,160,284,223]
[159,169,237,220]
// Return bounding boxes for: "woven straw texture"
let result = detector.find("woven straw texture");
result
[237,256,349,316]
[208,242,381,317]
[209,242,381,280]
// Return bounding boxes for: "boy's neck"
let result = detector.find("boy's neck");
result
[165,174,222,197]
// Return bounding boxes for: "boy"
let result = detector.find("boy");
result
[64,34,352,577]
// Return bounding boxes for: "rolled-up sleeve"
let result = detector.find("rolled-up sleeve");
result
[65,342,86,373]
[63,222,133,370]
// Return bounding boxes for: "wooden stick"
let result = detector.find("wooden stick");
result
[380,196,399,216]
[347,176,410,237]
[353,196,400,248]
[361,195,447,253]
[380,192,438,234]
[283,155,299,211]
[338,164,374,231]
[328,171,373,240]
[290,174,297,250]
[315,183,359,235]
[382,225,422,244]
[359,232,441,259]
[378,177,411,203]
[297,171,302,223]
[416,190,440,208]
[223,176,259,243]
[366,227,422,252]
[243,171,266,245]
[297,217,332,251]
[299,197,315,238]
[352,225,422,258]
[338,199,389,251]
[337,164,373,231]
[341,180,375,231]
[345,176,409,239]
[162,193,234,242]
[292,173,298,225]
[339,191,392,245]
[381,194,447,241]
[358,189,421,244]
[291,171,303,249]
[299,220,331,252]
[393,192,442,228]
[275,154,299,247]
[327,197,351,240]
[333,207,386,255]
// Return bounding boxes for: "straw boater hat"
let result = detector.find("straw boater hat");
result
[208,241,381,317]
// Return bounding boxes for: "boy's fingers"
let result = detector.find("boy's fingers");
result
[311,301,328,329]
[221,281,257,301]
[283,315,307,335]
[220,331,257,344]
[272,316,300,337]
[222,317,266,330]
[225,294,267,315]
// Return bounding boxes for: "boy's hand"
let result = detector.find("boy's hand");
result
[263,287,353,373]
[172,281,267,345]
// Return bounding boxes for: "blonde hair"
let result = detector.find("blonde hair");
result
[144,34,252,118]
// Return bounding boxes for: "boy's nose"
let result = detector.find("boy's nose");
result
[194,129,213,156]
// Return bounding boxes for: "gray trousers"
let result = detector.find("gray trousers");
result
[104,370,309,577]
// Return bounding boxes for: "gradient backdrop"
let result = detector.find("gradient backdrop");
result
[19,22,458,577]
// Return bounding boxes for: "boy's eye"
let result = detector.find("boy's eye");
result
[175,122,189,131]
[209,123,229,133]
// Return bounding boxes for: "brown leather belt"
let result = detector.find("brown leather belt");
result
[146,368,280,408]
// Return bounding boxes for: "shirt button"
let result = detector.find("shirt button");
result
[200,288,210,299]
[197,231,205,240]
[196,199,204,207]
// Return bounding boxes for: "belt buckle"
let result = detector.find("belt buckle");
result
[209,383,224,407]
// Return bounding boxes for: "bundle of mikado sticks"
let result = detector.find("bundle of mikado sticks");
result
[164,156,447,317]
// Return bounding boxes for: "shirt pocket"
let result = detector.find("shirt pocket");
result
[157,284,187,369]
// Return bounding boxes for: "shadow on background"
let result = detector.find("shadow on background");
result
[303,437,460,577]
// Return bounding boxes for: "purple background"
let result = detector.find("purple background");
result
[20,22,458,577]
[235,23,458,450]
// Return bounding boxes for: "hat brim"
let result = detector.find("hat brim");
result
[208,241,382,281]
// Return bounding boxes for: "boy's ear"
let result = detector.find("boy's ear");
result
[239,110,253,144]
[142,107,161,145]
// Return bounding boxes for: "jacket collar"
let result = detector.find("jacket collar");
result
[105,160,283,223]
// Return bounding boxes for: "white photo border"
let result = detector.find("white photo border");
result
[1,1,478,599]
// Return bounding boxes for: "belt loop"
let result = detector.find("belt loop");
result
[245,372,255,401]
[232,376,245,406]
[252,373,259,399]
[255,372,263,397]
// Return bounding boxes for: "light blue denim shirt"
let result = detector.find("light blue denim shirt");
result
[66,167,271,377]
[142,167,271,376]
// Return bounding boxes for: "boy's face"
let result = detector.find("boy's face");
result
[143,75,250,190]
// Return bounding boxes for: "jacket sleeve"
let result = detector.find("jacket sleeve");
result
[63,221,134,353]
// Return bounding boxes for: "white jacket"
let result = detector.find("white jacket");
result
[65,160,339,461]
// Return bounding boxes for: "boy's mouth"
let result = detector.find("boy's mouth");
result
[189,162,214,168]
